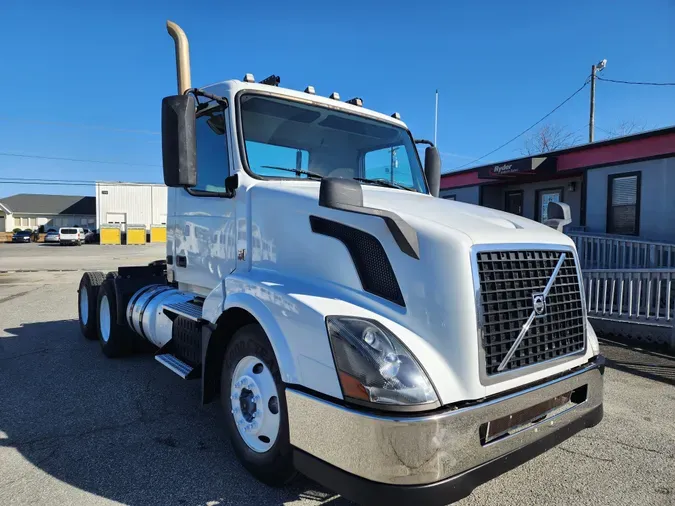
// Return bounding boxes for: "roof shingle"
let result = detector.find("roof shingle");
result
[0,194,95,215]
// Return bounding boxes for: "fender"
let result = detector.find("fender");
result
[221,290,299,385]
[200,272,348,404]
[200,289,300,405]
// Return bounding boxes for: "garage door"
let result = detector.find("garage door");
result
[106,213,127,232]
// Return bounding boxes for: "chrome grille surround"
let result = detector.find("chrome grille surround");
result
[471,244,587,385]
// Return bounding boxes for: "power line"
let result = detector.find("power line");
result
[0,177,162,186]
[597,76,675,86]
[0,180,99,187]
[0,116,160,135]
[0,151,160,167]
[452,79,590,170]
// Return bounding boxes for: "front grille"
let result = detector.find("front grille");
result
[476,250,585,376]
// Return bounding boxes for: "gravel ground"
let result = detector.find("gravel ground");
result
[0,266,673,505]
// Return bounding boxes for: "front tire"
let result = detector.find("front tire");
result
[78,272,105,340]
[97,279,133,358]
[221,325,296,486]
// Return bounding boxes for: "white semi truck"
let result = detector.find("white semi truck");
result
[76,21,604,505]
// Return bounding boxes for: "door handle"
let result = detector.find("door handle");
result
[176,255,187,267]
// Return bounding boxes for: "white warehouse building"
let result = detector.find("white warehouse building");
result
[96,182,167,233]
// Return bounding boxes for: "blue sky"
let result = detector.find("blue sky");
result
[0,0,673,198]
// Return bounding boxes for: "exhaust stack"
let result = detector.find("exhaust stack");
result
[166,20,191,94]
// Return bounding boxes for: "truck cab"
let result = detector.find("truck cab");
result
[76,21,604,506]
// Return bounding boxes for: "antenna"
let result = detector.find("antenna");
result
[434,89,439,148]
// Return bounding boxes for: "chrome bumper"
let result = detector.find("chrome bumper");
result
[286,357,604,486]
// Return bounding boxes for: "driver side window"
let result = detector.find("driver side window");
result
[194,107,229,193]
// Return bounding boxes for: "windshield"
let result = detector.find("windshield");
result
[239,94,428,193]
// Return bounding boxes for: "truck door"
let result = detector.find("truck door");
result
[172,104,236,292]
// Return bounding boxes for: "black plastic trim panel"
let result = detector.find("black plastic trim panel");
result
[293,404,603,506]
[310,216,405,306]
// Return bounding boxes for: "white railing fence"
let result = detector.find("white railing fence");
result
[569,233,675,270]
[583,268,675,348]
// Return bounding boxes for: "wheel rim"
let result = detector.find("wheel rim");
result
[99,295,111,342]
[230,355,281,453]
[80,286,89,325]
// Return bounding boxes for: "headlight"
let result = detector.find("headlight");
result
[587,319,600,356]
[326,317,438,409]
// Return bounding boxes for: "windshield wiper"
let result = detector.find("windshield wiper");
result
[261,166,323,179]
[353,177,416,192]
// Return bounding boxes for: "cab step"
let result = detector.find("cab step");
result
[163,300,203,321]
[155,353,197,379]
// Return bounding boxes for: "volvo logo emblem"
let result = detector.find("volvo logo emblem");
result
[532,293,547,317]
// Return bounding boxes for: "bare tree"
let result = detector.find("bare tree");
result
[522,124,581,155]
[606,120,647,138]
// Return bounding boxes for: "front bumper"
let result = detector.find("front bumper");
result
[287,356,604,505]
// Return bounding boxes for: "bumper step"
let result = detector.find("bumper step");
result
[163,300,203,321]
[155,353,196,379]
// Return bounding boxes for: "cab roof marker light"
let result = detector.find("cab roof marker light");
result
[304,86,316,95]
[391,112,401,120]
[346,97,363,107]
[329,92,340,100]
[243,73,255,83]
[259,75,280,86]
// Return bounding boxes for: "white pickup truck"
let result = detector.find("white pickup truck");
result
[76,21,604,505]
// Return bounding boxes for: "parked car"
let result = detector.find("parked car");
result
[11,230,33,243]
[59,227,84,246]
[44,230,60,243]
[84,228,98,244]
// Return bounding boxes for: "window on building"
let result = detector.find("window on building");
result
[193,106,229,193]
[536,187,564,222]
[607,172,640,235]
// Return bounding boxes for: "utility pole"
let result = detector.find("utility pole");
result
[589,59,607,143]
[434,89,439,147]
[390,147,399,183]
[589,65,597,143]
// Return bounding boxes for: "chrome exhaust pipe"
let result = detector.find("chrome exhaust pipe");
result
[166,20,192,94]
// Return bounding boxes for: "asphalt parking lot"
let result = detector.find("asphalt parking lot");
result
[0,242,166,273]
[0,248,673,505]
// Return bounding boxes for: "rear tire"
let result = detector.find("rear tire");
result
[97,279,133,358]
[78,272,105,340]
[220,324,296,487]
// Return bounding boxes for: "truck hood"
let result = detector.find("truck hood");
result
[273,181,574,248]
[361,188,574,247]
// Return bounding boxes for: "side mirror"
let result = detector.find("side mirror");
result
[162,95,197,187]
[424,146,441,197]
[544,201,572,232]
